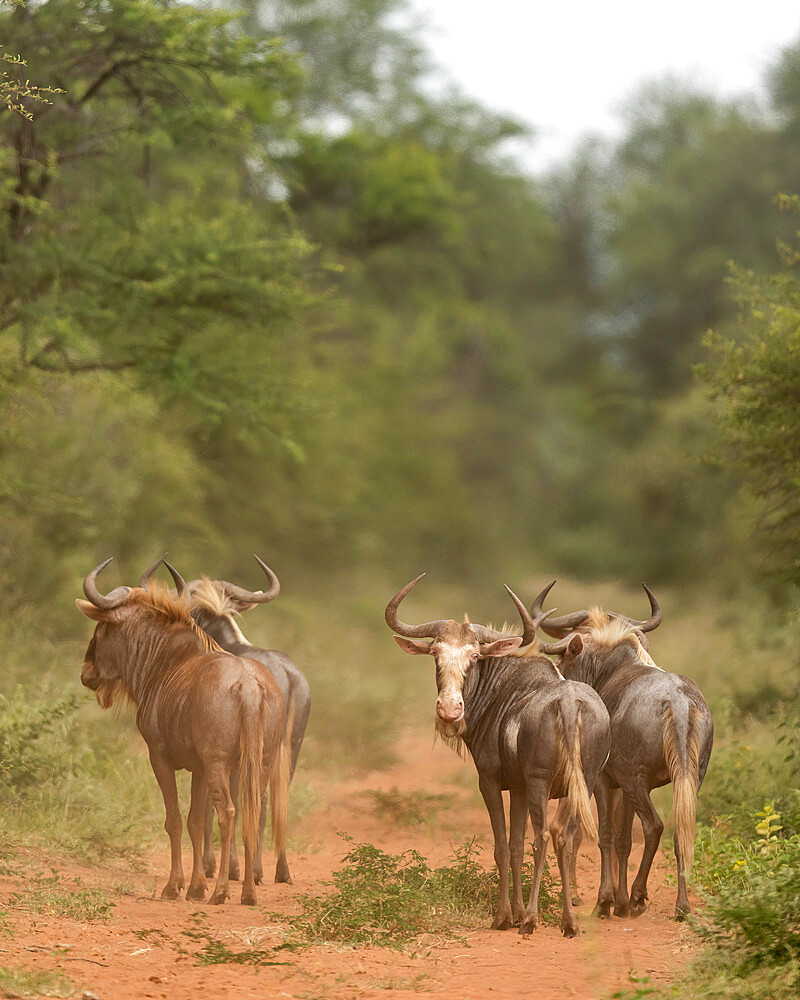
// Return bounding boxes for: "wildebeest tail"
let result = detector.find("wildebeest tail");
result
[238,697,266,872]
[663,703,701,880]
[269,694,294,856]
[556,701,598,841]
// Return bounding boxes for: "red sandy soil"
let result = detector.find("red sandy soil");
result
[1,729,697,1000]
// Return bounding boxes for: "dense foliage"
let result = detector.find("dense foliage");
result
[3,0,800,622]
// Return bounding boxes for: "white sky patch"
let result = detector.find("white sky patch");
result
[411,0,800,172]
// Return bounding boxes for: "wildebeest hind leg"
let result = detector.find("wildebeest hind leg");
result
[519,779,549,936]
[207,765,235,905]
[479,776,512,930]
[628,778,663,916]
[148,750,185,900]
[186,771,209,900]
[552,803,581,937]
[202,789,216,878]
[509,789,527,924]
[613,794,635,917]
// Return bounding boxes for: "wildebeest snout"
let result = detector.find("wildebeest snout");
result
[436,695,464,722]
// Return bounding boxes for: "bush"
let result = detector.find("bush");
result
[283,838,559,949]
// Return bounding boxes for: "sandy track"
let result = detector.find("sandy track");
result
[1,729,695,1000]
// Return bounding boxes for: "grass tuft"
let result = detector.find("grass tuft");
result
[8,871,115,921]
[365,786,455,827]
[0,966,73,999]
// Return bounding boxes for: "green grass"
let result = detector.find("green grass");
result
[280,837,559,950]
[8,871,115,921]
[0,966,73,999]
[180,911,293,967]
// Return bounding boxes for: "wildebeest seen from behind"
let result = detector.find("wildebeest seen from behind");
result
[532,582,713,919]
[184,557,310,885]
[77,558,290,906]
[385,575,611,938]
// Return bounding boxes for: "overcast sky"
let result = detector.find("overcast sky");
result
[411,1,800,172]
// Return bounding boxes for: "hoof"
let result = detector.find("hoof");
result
[203,862,216,878]
[228,863,241,882]
[160,884,182,900]
[208,888,230,905]
[571,895,582,906]
[674,905,690,922]
[561,923,579,939]
[274,867,292,885]
[241,890,258,906]
[629,899,646,917]
[186,883,207,901]
[491,914,513,931]
[518,918,538,936]
[613,904,629,918]
[593,902,612,919]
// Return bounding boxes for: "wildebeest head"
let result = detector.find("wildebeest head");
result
[530,581,662,644]
[385,574,524,737]
[76,556,187,707]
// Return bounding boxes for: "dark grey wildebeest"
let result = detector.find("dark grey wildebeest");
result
[141,556,310,885]
[385,575,610,937]
[528,582,713,919]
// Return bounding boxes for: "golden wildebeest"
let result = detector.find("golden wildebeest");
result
[76,557,290,906]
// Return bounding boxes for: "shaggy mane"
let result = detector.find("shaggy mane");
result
[583,606,656,666]
[189,577,238,617]
[137,581,224,654]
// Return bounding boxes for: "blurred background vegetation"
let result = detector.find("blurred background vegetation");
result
[1,2,800,993]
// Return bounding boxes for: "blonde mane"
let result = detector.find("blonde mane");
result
[583,606,657,666]
[138,581,224,654]
[189,577,239,617]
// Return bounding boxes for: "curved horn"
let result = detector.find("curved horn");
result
[83,557,130,610]
[609,583,662,633]
[218,554,280,605]
[162,560,186,597]
[532,580,591,638]
[138,556,165,589]
[504,585,557,644]
[384,574,448,639]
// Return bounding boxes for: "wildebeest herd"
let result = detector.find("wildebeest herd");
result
[76,557,712,937]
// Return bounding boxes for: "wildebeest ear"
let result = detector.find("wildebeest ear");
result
[567,633,583,656]
[393,636,433,655]
[75,598,109,622]
[480,636,523,658]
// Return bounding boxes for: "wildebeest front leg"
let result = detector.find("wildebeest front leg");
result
[479,776,512,930]
[186,770,209,901]
[593,772,615,918]
[148,750,185,900]
[519,778,549,936]
[509,789,527,924]
[551,800,581,937]
[227,770,241,881]
[207,765,235,905]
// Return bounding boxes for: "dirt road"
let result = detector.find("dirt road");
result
[2,729,695,999]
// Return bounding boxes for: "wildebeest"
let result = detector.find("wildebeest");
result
[76,558,290,906]
[186,557,310,885]
[385,574,610,937]
[530,582,713,919]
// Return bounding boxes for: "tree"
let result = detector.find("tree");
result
[702,194,800,584]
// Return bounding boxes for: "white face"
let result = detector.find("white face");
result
[432,639,479,729]
[393,628,524,738]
